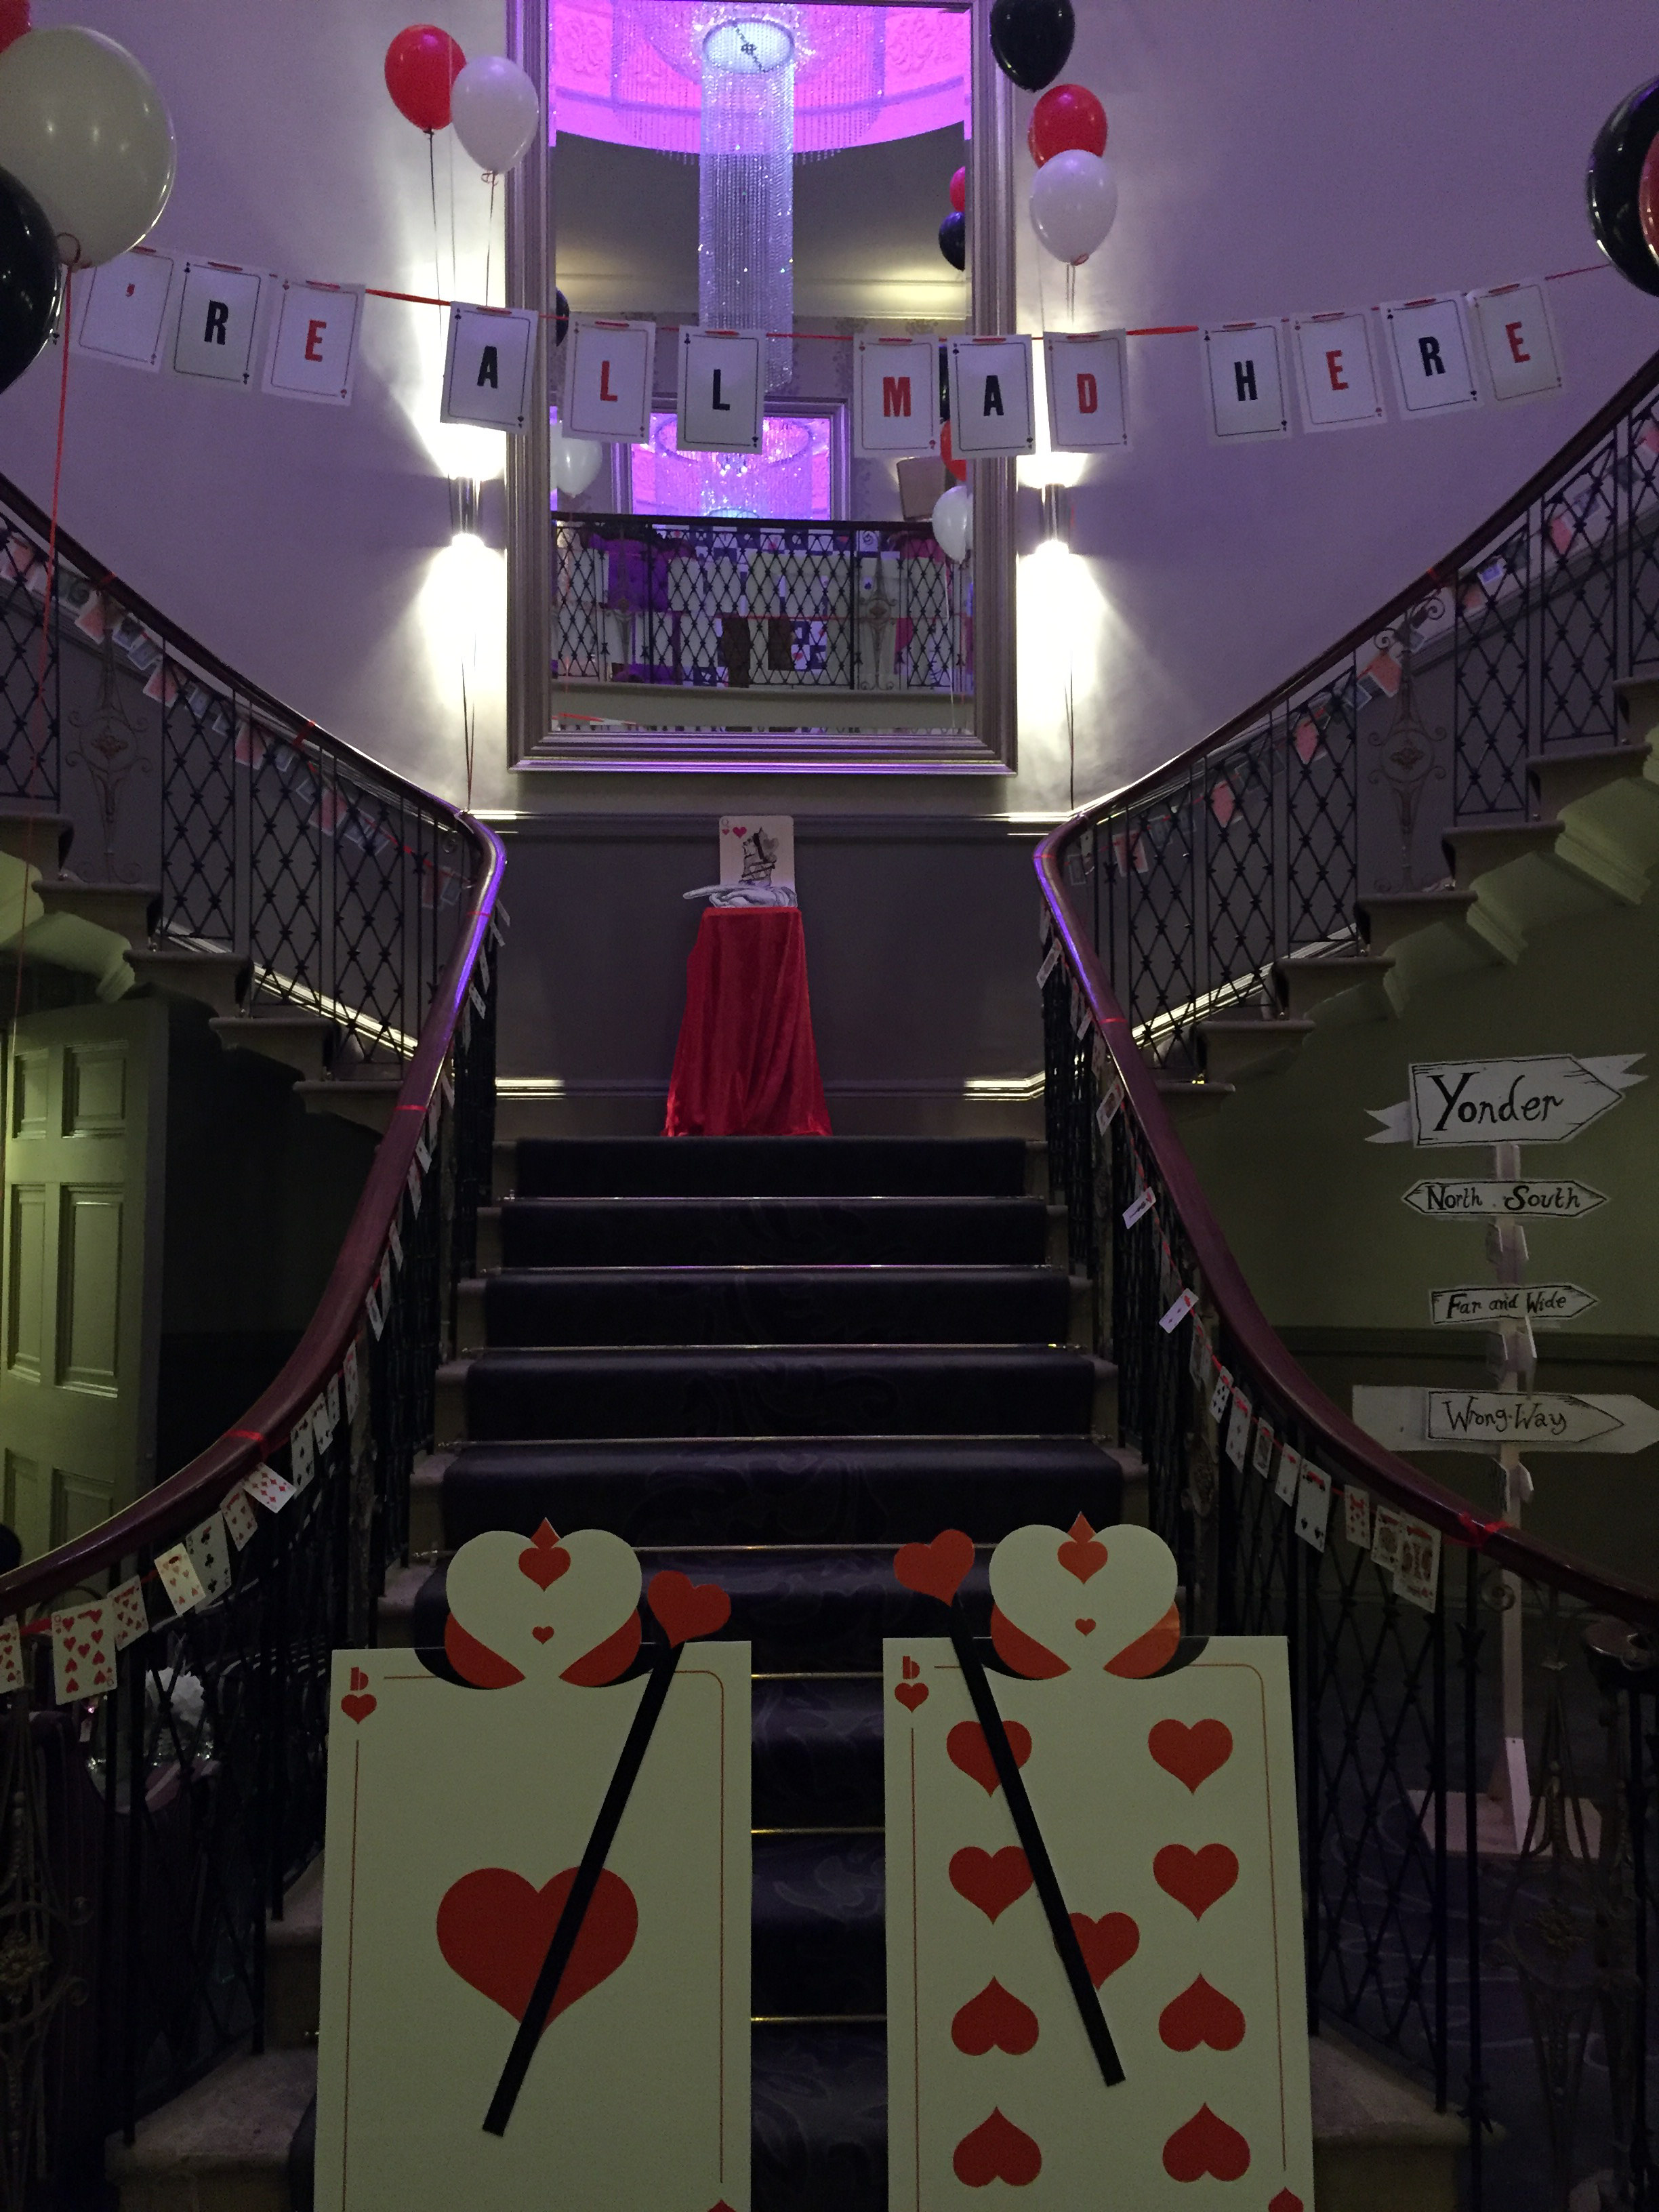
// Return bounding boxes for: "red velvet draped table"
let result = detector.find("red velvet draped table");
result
[664,907,832,1137]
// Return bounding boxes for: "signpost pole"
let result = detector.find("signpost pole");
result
[1489,1139,1534,1851]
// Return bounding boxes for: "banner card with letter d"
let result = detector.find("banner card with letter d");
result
[264,280,363,407]
[441,304,537,432]
[1203,321,1290,441]
[947,334,1036,457]
[677,328,764,454]
[853,334,939,459]
[562,317,655,445]
[1043,329,1127,451]
[1289,309,1385,431]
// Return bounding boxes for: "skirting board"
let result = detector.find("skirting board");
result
[496,1073,1045,1140]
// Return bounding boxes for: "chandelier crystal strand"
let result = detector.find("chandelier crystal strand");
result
[699,14,796,392]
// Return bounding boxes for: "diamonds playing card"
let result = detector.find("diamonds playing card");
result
[222,1485,260,1551]
[243,1462,296,1514]
[156,1544,207,1616]
[52,1602,115,1700]
[110,1574,150,1648]
[185,1513,232,1601]
[1158,1288,1196,1334]
[1343,1485,1372,1549]
[1224,1392,1252,1471]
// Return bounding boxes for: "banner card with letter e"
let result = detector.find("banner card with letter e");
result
[1288,310,1385,431]
[1355,1386,1659,1456]
[75,247,176,371]
[1429,1282,1598,1328]
[947,335,1036,458]
[173,260,266,388]
[562,318,655,445]
[1382,295,1481,417]
[1202,322,1290,442]
[1468,282,1563,404]
[1043,330,1128,451]
[441,304,537,432]
[853,334,939,458]
[677,328,764,454]
[264,280,363,407]
[1368,1054,1644,1145]
[1401,1176,1607,1218]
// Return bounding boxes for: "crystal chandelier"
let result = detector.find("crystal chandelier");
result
[698,12,796,391]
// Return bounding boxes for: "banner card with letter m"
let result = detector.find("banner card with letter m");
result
[1044,331,1128,451]
[853,334,939,458]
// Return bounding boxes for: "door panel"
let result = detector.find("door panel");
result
[57,1187,123,1390]
[5,1183,45,1376]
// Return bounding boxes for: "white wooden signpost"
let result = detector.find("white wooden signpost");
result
[1353,1387,1659,1454]
[1401,1179,1607,1218]
[1429,1284,1597,1327]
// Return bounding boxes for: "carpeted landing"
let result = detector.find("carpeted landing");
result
[427,1134,1125,2210]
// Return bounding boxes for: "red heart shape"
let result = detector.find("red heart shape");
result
[894,1528,975,1607]
[1153,1843,1240,1920]
[1148,1717,1233,1794]
[532,1625,556,1644]
[952,2108,1042,2188]
[949,1845,1031,1923]
[436,1866,637,2030]
[648,1570,730,1646]
[1057,1513,1108,1584]
[1069,1910,1138,1986]
[518,1520,571,1592]
[1161,2104,1250,2184]
[1075,1618,1095,1635]
[947,1720,1033,1796]
[894,1680,928,1711]
[951,1978,1039,2057]
[342,1691,376,1724]
[1269,2194,1305,2212]
[1158,1974,1246,2053]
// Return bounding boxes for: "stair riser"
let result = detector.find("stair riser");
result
[514,1135,1031,1199]
[754,1836,884,2018]
[498,1199,1052,1269]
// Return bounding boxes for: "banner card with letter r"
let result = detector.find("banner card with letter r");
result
[75,247,176,371]
[1202,322,1290,441]
[676,328,764,454]
[441,304,537,432]
[562,318,655,445]
[1289,310,1385,431]
[1467,282,1563,404]
[1383,295,1481,417]
[264,279,362,407]
[1043,330,1127,451]
[853,334,939,458]
[173,260,266,388]
[947,335,1036,457]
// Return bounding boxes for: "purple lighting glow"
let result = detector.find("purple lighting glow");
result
[630,411,833,518]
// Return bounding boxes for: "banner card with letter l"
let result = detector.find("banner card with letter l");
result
[1355,1385,1659,1456]
[441,304,536,432]
[677,328,764,454]
[1043,329,1128,451]
[1467,282,1563,404]
[173,260,266,388]
[1289,309,1385,431]
[1368,1054,1644,1145]
[75,247,176,371]
[264,279,363,407]
[563,317,655,445]
[1382,295,1481,417]
[946,334,1036,457]
[1202,321,1290,441]
[853,334,939,458]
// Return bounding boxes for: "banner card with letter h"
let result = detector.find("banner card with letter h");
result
[947,335,1036,459]
[1202,322,1289,442]
[853,333,939,459]
[1044,330,1127,451]
[562,318,655,445]
[441,303,537,432]
[677,329,764,454]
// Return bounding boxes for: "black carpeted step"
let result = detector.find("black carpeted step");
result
[499,1194,1050,1268]
[513,1136,1029,1199]
[461,1345,1101,1441]
[754,1677,883,1829]
[754,1832,884,2018]
[754,2023,885,2212]
[439,1436,1123,1548]
[480,1266,1071,1348]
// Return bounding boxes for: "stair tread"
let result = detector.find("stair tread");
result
[105,2046,316,2172]
[514,1135,1031,1198]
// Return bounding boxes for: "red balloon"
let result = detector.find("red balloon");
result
[949,165,966,214]
[0,1,29,58]
[940,420,968,484]
[385,24,466,134]
[1027,82,1107,167]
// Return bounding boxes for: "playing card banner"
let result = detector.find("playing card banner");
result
[75,247,176,371]
[853,333,941,459]
[173,260,266,388]
[1043,330,1128,452]
[1383,295,1481,417]
[947,335,1037,459]
[441,304,538,432]
[677,328,765,455]
[562,318,655,446]
[1468,282,1562,404]
[886,1519,1313,2207]
[0,1618,22,1695]
[1202,322,1290,443]
[53,1603,115,1701]
[264,279,362,407]
[1289,309,1385,432]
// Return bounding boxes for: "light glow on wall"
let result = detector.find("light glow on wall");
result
[630,409,833,518]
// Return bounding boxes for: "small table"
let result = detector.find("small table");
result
[664,906,832,1136]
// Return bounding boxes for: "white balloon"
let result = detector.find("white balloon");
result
[0,28,174,269]
[451,56,540,176]
[1029,150,1118,266]
[931,483,972,564]
[550,424,603,497]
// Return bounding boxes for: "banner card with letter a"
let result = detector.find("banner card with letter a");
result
[1289,309,1385,431]
[1382,295,1481,417]
[947,334,1036,458]
[264,279,362,407]
[853,333,939,458]
[173,259,266,388]
[1467,282,1563,404]
[1202,321,1290,441]
[562,317,655,445]
[1043,329,1127,451]
[75,247,176,371]
[442,304,537,432]
[677,328,764,453]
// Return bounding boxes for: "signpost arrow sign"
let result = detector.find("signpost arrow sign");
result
[1401,1179,1607,1218]
[1429,1283,1599,1327]
[1368,1054,1643,1145]
[1355,1386,1659,1455]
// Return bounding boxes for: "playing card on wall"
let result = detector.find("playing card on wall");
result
[53,1603,116,1701]
[886,1519,1313,2209]
[314,1526,750,2212]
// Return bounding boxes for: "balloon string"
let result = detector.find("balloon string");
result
[485,175,497,308]
[427,131,443,340]
[13,271,72,1029]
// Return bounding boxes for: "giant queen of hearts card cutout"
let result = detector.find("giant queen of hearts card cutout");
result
[885,1519,1314,2209]
[314,1525,750,2212]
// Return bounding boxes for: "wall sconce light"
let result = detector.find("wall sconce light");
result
[1040,483,1071,552]
[449,476,481,540]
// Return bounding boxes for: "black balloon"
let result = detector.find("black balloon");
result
[555,287,570,344]
[0,166,60,400]
[1587,78,1659,296]
[989,0,1073,93]
[938,211,966,271]
[939,340,950,422]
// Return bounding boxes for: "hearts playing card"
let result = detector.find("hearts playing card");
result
[52,1602,115,1701]
[222,1486,260,1552]
[436,1866,637,2028]
[0,1618,22,1695]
